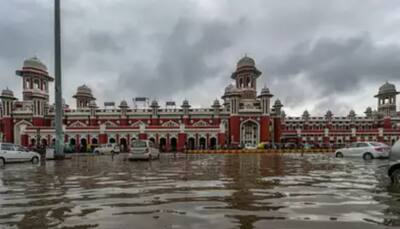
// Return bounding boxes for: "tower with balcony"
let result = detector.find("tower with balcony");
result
[375,82,399,117]
[16,57,53,123]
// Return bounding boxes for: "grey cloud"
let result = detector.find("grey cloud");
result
[264,34,400,110]
[115,18,237,98]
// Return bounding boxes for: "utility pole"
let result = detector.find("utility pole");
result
[54,0,64,159]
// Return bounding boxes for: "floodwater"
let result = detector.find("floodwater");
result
[0,153,399,229]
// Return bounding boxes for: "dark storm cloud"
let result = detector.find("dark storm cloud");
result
[1,0,400,114]
[88,31,122,53]
[116,18,237,98]
[265,34,400,108]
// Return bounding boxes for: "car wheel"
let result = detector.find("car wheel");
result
[335,152,343,158]
[31,156,39,164]
[0,158,5,167]
[363,153,373,160]
[391,169,400,185]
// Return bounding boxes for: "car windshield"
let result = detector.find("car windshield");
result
[370,142,382,147]
[132,141,147,148]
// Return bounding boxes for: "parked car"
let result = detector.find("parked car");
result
[0,143,41,166]
[128,140,160,161]
[244,143,257,150]
[387,140,400,184]
[93,144,120,155]
[335,141,390,160]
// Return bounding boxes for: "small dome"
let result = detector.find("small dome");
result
[281,110,286,118]
[150,99,159,107]
[348,110,356,118]
[182,99,190,107]
[213,99,220,107]
[260,86,273,97]
[377,82,398,95]
[23,57,47,71]
[77,84,92,94]
[89,100,97,108]
[225,84,234,93]
[119,100,128,107]
[302,110,310,119]
[237,56,255,68]
[274,99,283,107]
[261,87,270,94]
[325,110,333,119]
[1,88,14,98]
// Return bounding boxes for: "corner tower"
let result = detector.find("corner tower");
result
[16,57,53,119]
[231,56,261,100]
[375,82,399,117]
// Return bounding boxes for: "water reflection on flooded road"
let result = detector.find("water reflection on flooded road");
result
[0,153,399,229]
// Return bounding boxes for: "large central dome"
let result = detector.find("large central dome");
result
[23,57,47,71]
[236,56,255,68]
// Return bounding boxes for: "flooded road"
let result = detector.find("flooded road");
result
[0,153,399,229]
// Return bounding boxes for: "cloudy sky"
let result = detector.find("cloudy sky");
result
[1,0,400,116]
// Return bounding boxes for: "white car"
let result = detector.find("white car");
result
[93,144,120,155]
[387,140,400,184]
[335,141,390,160]
[128,140,160,161]
[0,143,41,166]
[244,143,257,150]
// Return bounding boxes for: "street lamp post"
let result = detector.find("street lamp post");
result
[54,0,64,159]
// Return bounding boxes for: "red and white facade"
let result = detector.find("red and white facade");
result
[0,56,399,151]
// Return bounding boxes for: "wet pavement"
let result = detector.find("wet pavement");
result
[0,153,399,229]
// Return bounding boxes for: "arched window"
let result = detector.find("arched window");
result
[25,79,30,89]
[34,79,40,89]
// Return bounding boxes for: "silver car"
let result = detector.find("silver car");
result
[0,143,41,166]
[335,141,390,160]
[388,140,400,184]
[128,140,160,161]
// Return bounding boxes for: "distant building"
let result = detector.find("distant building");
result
[0,56,399,151]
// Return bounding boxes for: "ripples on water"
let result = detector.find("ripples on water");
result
[0,153,399,229]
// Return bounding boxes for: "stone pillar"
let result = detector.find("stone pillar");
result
[21,134,29,147]
[229,116,241,145]
[259,116,270,142]
[178,133,187,152]
[273,117,282,143]
[218,133,225,148]
[99,134,107,144]
[138,133,147,140]
[2,118,13,143]
[76,135,80,152]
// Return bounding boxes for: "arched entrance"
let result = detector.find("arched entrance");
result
[199,137,206,149]
[91,138,98,145]
[149,137,156,144]
[69,138,76,152]
[170,137,177,152]
[159,138,167,152]
[30,138,36,147]
[80,138,87,152]
[109,137,116,144]
[120,138,127,152]
[41,139,48,147]
[240,120,259,146]
[188,137,195,150]
[91,138,98,152]
[210,137,217,149]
